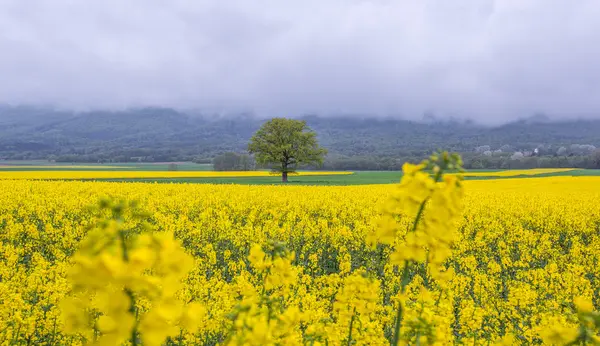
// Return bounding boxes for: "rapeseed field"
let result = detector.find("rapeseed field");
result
[1,155,599,345]
[458,168,576,177]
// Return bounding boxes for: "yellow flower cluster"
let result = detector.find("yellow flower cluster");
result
[225,242,303,345]
[458,168,575,177]
[0,170,352,180]
[0,165,127,169]
[363,152,464,345]
[0,156,599,345]
[60,199,205,346]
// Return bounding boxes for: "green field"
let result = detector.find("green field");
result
[95,169,600,185]
[97,171,402,185]
[1,161,599,185]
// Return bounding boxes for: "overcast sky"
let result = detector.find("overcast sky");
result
[1,0,600,123]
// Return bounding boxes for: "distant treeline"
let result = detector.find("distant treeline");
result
[1,105,600,169]
[206,151,600,171]
[320,153,600,170]
[212,152,255,171]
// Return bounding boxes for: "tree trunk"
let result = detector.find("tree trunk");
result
[282,171,288,183]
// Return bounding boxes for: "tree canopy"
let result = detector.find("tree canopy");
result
[248,118,327,182]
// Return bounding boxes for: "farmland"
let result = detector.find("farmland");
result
[1,162,599,185]
[1,160,599,345]
[3,1,600,344]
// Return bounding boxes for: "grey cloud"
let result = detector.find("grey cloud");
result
[1,0,600,123]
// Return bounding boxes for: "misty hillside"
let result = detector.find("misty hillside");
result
[1,106,600,165]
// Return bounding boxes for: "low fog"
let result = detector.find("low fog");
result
[1,0,600,124]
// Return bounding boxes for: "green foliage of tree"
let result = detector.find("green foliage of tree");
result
[248,118,327,182]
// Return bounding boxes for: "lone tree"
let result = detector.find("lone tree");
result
[248,118,327,182]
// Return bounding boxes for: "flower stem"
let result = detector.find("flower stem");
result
[126,289,139,346]
[391,263,410,346]
[119,230,138,346]
[347,307,357,346]
[392,166,445,345]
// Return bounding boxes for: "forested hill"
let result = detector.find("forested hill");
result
[1,106,600,167]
